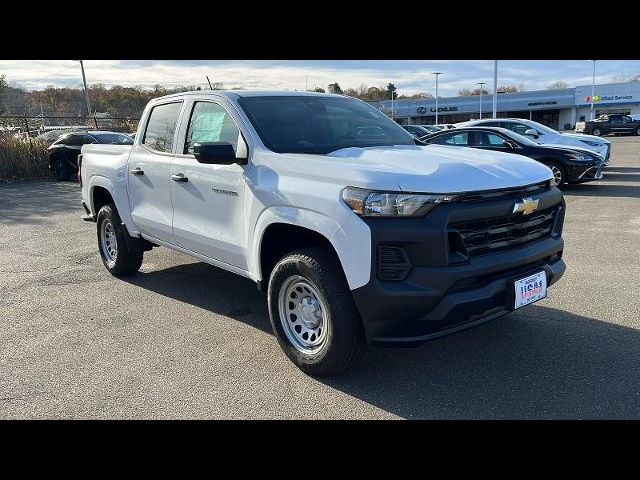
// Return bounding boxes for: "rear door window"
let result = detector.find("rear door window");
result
[473,131,508,147]
[431,131,469,145]
[143,102,183,153]
[501,122,530,135]
[65,134,83,146]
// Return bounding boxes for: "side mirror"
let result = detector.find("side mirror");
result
[524,128,539,138]
[193,142,243,165]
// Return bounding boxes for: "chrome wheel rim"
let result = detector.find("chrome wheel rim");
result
[278,275,329,354]
[100,220,118,267]
[550,166,563,186]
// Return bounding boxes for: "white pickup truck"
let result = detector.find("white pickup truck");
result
[79,91,566,376]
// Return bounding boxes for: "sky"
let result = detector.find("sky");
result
[1,60,639,97]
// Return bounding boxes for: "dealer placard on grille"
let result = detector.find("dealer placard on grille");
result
[514,271,547,309]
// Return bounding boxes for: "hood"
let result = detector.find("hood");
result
[533,134,608,153]
[562,132,611,145]
[303,144,554,193]
[538,143,604,158]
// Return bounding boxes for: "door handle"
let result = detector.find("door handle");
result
[171,173,188,183]
[130,167,144,176]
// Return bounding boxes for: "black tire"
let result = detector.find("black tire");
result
[591,128,602,136]
[51,156,69,181]
[267,247,365,376]
[636,126,640,136]
[545,161,566,187]
[96,204,143,276]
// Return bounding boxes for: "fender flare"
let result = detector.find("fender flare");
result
[250,206,371,290]
[87,175,137,234]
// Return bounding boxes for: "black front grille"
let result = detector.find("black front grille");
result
[460,181,550,203]
[449,205,559,257]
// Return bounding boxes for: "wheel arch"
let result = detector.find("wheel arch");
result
[251,207,371,291]
[87,175,136,233]
[258,222,338,291]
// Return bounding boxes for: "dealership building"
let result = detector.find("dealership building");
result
[376,82,640,130]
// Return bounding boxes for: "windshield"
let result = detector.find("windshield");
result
[238,95,415,154]
[522,119,558,135]
[500,129,541,147]
[95,133,134,144]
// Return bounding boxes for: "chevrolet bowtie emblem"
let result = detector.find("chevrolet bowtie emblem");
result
[513,197,539,215]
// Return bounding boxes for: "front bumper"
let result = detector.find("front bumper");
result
[567,160,605,183]
[351,186,566,345]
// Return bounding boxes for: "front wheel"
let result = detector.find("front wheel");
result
[96,204,143,276]
[546,162,566,187]
[591,128,602,136]
[267,247,365,376]
[636,126,640,136]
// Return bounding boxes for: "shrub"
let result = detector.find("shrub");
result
[0,135,51,181]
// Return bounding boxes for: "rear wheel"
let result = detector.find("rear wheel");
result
[267,247,365,376]
[546,162,566,187]
[96,204,143,276]
[635,126,640,136]
[51,156,69,181]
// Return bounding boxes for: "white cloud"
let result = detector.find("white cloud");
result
[1,60,639,96]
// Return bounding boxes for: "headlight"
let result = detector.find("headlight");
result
[566,152,594,161]
[342,186,456,217]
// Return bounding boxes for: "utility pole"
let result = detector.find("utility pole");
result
[432,72,442,124]
[591,60,597,120]
[492,60,498,118]
[477,82,486,119]
[77,60,92,117]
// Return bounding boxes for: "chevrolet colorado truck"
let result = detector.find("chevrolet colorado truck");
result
[79,91,566,376]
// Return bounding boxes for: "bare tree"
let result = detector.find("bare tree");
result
[548,81,569,90]
[611,74,640,83]
[458,88,489,96]
[0,75,7,114]
[498,85,521,93]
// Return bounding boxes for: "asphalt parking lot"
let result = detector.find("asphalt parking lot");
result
[1,136,639,419]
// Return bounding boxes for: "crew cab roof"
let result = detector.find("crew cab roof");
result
[152,90,343,102]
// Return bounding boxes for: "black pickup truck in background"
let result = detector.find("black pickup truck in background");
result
[576,114,640,136]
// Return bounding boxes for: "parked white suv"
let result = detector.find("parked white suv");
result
[455,118,611,164]
[79,91,566,376]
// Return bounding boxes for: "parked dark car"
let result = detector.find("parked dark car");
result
[48,131,133,181]
[576,114,640,136]
[402,124,441,139]
[421,126,605,186]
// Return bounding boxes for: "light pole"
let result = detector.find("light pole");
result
[391,88,395,121]
[492,60,498,118]
[76,60,92,117]
[591,60,597,120]
[477,82,486,119]
[432,72,442,124]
